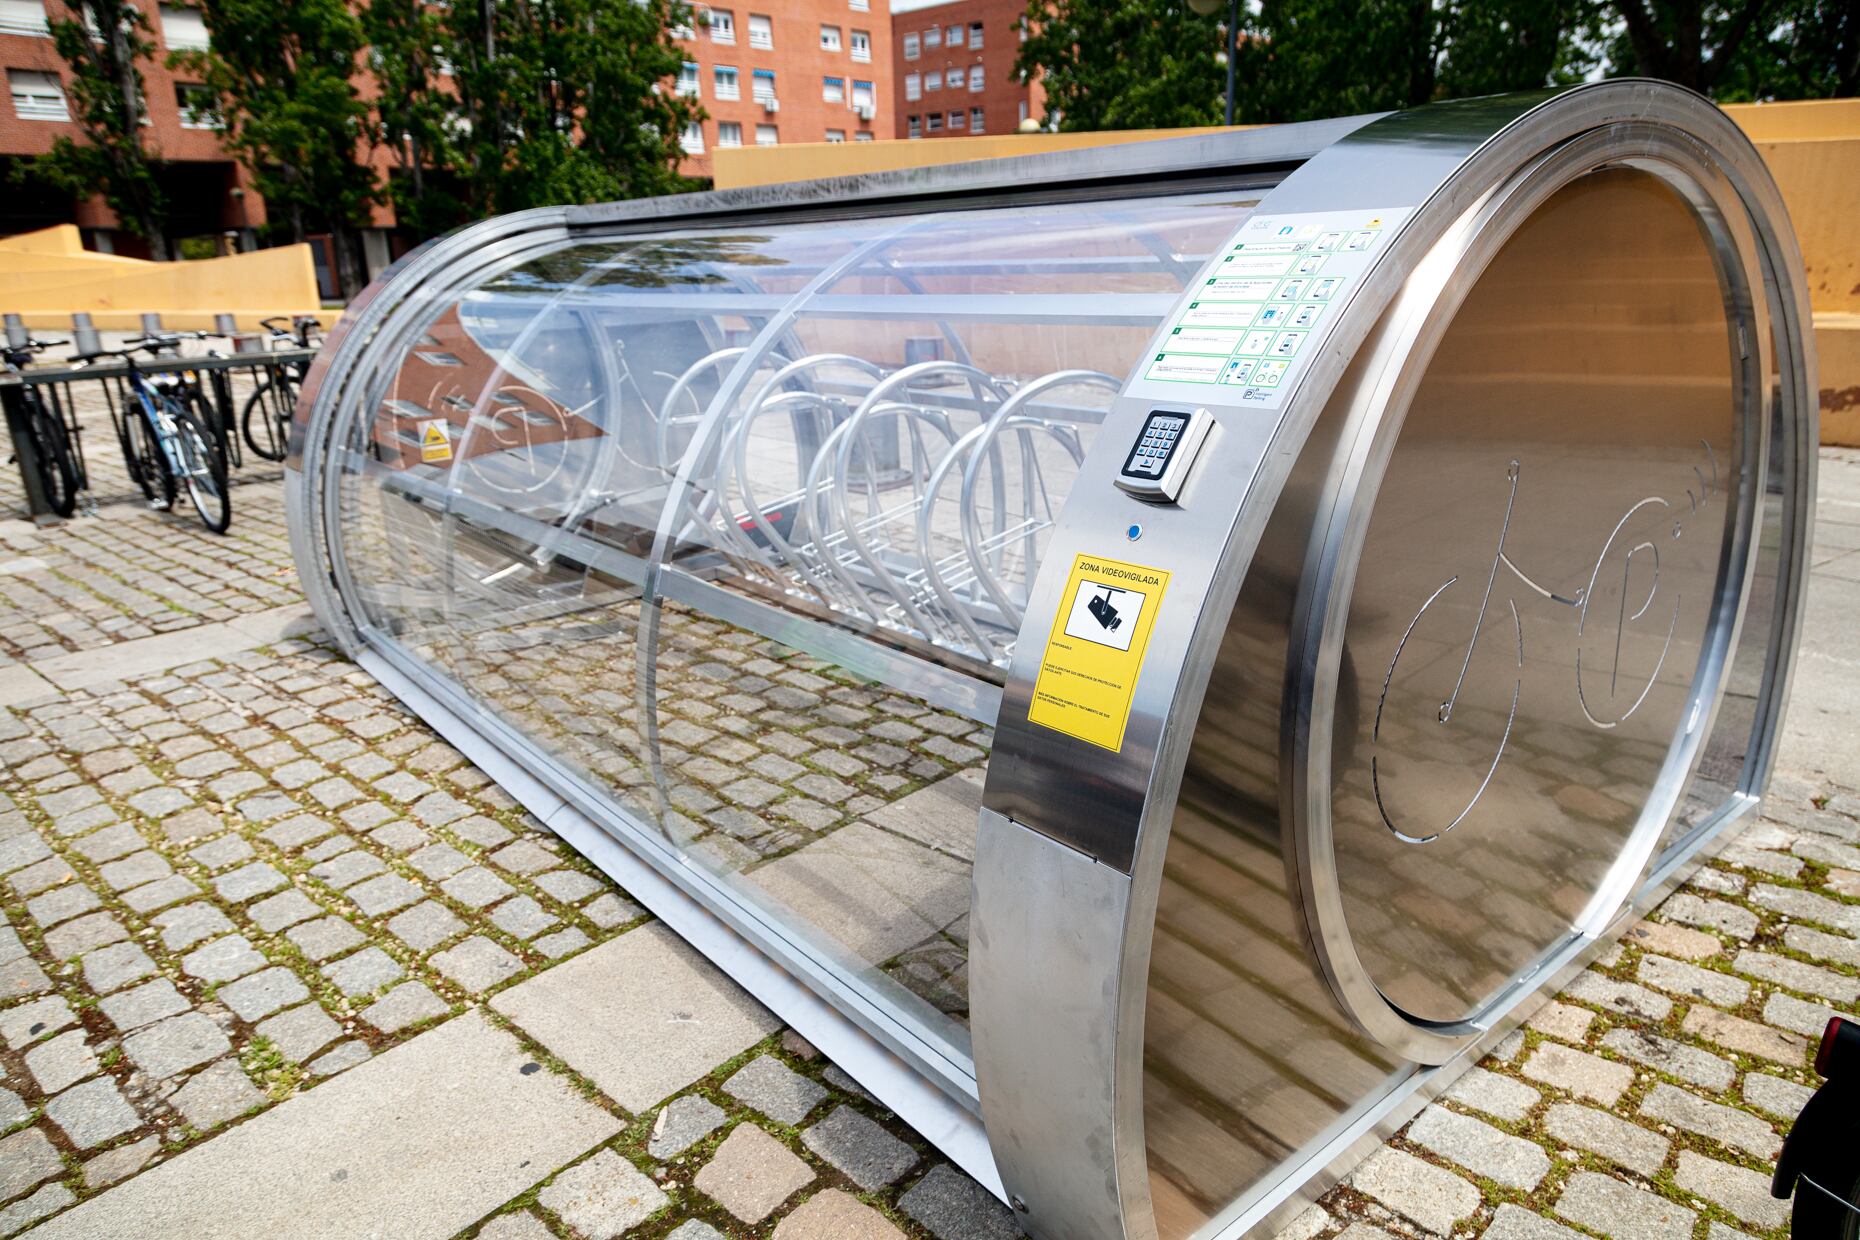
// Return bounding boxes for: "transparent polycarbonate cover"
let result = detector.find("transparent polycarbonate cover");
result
[324,192,1255,1063]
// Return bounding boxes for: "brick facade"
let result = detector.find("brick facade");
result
[890,0,1042,142]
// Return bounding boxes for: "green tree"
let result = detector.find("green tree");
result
[23,0,170,259]
[178,0,380,295]
[363,0,467,238]
[436,0,701,219]
[1603,0,1858,96]
[1016,0,1228,130]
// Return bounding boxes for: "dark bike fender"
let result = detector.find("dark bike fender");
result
[1772,1077,1858,1199]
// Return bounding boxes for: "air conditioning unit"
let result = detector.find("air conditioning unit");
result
[856,104,874,121]
[764,96,780,113]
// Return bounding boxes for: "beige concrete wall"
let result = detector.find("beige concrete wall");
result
[0,225,321,331]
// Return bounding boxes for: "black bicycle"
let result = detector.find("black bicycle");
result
[241,316,320,462]
[3,335,81,518]
[1774,1016,1860,1237]
[79,338,231,533]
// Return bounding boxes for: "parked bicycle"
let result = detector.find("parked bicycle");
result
[2,334,82,518]
[76,337,231,533]
[241,316,320,462]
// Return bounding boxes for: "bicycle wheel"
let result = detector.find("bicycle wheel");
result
[241,373,293,462]
[24,396,79,518]
[124,406,175,509]
[171,409,231,533]
[187,381,238,472]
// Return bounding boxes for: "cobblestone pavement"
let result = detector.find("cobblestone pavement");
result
[0,441,1855,1239]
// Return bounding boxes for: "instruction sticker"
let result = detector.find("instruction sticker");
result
[1026,554,1171,753]
[418,419,452,464]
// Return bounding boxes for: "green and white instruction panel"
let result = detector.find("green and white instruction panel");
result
[1132,208,1411,410]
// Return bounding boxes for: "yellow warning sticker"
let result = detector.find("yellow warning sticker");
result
[1026,553,1171,753]
[418,419,452,464]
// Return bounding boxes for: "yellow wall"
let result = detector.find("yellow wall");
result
[715,100,1860,445]
[0,225,321,332]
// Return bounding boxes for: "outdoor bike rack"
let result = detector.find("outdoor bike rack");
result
[285,83,1818,1240]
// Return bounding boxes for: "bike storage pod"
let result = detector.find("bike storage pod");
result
[286,84,1817,1240]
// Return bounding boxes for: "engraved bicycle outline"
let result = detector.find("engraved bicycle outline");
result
[1370,442,1721,844]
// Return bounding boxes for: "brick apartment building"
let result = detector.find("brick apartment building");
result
[891,0,1043,141]
[672,0,897,176]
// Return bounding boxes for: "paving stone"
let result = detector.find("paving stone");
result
[255,1003,342,1062]
[244,888,319,933]
[0,1126,64,1201]
[386,900,464,952]
[1682,1005,1808,1064]
[1482,1203,1591,1240]
[1522,1041,1635,1106]
[1750,882,1860,933]
[215,861,288,903]
[1742,1071,1815,1119]
[1674,1150,1789,1230]
[154,902,233,951]
[43,911,127,960]
[649,1095,726,1159]
[1639,1083,1782,1159]
[8,856,76,897]
[44,1075,142,1148]
[182,933,267,982]
[260,814,336,851]
[238,793,300,822]
[535,869,604,905]
[664,1222,727,1240]
[308,849,387,889]
[128,786,193,818]
[896,1167,1026,1240]
[1562,970,1674,1021]
[121,874,199,913]
[26,1029,98,1093]
[803,1104,919,1190]
[160,808,223,845]
[451,815,514,849]
[0,833,52,876]
[27,883,100,928]
[321,946,404,997]
[1785,923,1860,967]
[124,1011,231,1079]
[431,935,524,993]
[368,820,428,854]
[1525,999,1597,1044]
[359,981,448,1033]
[584,892,642,929]
[1599,1027,1737,1091]
[1444,1066,1540,1122]
[1543,1102,1671,1175]
[489,840,557,876]
[1405,1104,1548,1190]
[1662,893,1759,939]
[490,895,557,940]
[170,1057,264,1131]
[1736,949,1860,1003]
[286,916,365,962]
[537,1148,669,1238]
[0,995,76,1048]
[98,850,172,892]
[725,1054,829,1126]
[81,940,155,992]
[188,835,256,871]
[478,1211,556,1240]
[0,1183,74,1236]
[1763,989,1846,1039]
[218,966,310,1022]
[81,1134,159,1189]
[1348,1146,1480,1235]
[406,842,469,881]
[1555,1169,1695,1240]
[533,927,592,959]
[441,865,514,909]
[410,791,469,826]
[695,1122,815,1223]
[1637,954,1751,1008]
[0,1087,27,1130]
[773,1188,907,1239]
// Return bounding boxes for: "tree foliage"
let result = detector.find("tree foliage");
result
[23,0,170,259]
[1017,0,1854,127]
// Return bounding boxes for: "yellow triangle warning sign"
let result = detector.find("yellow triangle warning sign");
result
[419,419,452,464]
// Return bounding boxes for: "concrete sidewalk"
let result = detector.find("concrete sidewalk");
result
[0,448,1856,1240]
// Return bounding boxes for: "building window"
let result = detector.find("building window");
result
[680,121,705,154]
[853,131,873,141]
[1019,19,1028,42]
[672,16,695,39]
[819,24,840,50]
[748,13,772,48]
[176,81,221,129]
[718,120,743,146]
[907,114,921,138]
[968,65,984,91]
[901,32,918,60]
[903,72,920,101]
[1018,100,1030,125]
[849,29,870,62]
[158,3,209,50]
[8,69,67,121]
[825,128,845,142]
[970,22,984,48]
[948,109,965,129]
[752,67,777,103]
[708,9,735,43]
[946,24,962,46]
[822,75,843,103]
[851,79,874,110]
[925,70,941,91]
[755,123,778,145]
[971,106,985,132]
[924,25,941,47]
[676,62,701,97]
[926,113,943,133]
[714,65,739,99]
[0,0,49,37]
[849,0,867,9]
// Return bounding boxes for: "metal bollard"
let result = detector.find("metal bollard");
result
[71,313,101,358]
[3,313,26,350]
[214,313,239,336]
[140,312,164,336]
